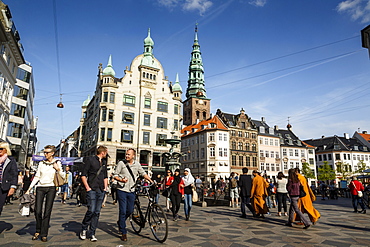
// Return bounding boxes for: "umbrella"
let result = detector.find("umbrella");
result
[363,169,370,173]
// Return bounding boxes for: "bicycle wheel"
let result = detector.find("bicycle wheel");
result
[148,204,168,243]
[130,202,143,234]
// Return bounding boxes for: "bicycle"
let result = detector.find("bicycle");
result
[130,183,168,243]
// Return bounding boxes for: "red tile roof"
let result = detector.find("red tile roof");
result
[181,115,227,137]
[359,133,370,142]
[302,141,315,148]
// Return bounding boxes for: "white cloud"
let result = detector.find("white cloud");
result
[249,0,267,7]
[337,0,370,23]
[183,0,213,15]
[157,0,213,15]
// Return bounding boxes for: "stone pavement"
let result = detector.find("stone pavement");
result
[0,195,369,247]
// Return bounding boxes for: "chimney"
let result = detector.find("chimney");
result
[274,125,279,130]
[261,117,265,122]
[363,131,368,134]
[344,133,349,139]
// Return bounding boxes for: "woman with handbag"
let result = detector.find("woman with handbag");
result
[169,169,184,221]
[162,170,174,212]
[26,145,65,242]
[285,169,311,229]
[182,168,194,221]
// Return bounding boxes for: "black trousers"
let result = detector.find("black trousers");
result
[170,193,182,217]
[0,187,9,215]
[276,193,288,213]
[35,186,57,238]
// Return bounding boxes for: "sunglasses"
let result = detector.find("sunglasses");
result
[44,151,52,154]
[0,148,4,150]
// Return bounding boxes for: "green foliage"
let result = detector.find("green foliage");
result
[336,161,352,179]
[318,161,336,182]
[356,160,367,174]
[301,162,316,179]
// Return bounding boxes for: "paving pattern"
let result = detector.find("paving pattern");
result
[0,195,369,247]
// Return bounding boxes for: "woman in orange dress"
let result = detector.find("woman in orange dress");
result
[250,171,269,217]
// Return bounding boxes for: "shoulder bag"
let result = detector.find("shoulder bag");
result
[352,182,363,197]
[53,161,65,187]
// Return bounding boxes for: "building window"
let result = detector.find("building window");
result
[301,150,305,157]
[107,128,113,141]
[265,151,269,158]
[265,138,268,145]
[238,142,243,150]
[261,162,265,171]
[283,148,287,156]
[110,92,115,103]
[157,117,167,129]
[266,163,270,171]
[289,149,293,156]
[238,131,242,137]
[260,150,264,157]
[173,119,179,130]
[122,112,134,124]
[108,109,114,122]
[276,163,280,171]
[123,95,135,106]
[231,130,235,136]
[7,122,23,138]
[270,151,274,158]
[144,98,151,109]
[219,148,223,157]
[224,148,228,157]
[239,156,244,166]
[232,155,236,166]
[224,133,227,141]
[103,92,108,102]
[200,134,205,143]
[294,149,298,157]
[201,148,205,158]
[16,68,31,83]
[245,143,250,151]
[246,156,250,166]
[156,134,167,146]
[252,157,257,167]
[328,154,332,160]
[309,158,314,165]
[121,130,133,143]
[251,133,257,139]
[219,133,223,141]
[101,109,107,121]
[275,139,279,146]
[209,133,215,141]
[174,104,179,114]
[157,101,168,112]
[100,128,105,141]
[251,144,256,152]
[245,132,249,138]
[13,85,28,100]
[143,132,150,144]
[10,103,26,118]
[231,141,236,150]
[210,147,215,157]
[270,139,274,146]
[144,114,151,126]
[276,151,280,159]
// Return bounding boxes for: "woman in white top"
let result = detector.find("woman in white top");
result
[26,145,64,242]
[276,172,288,216]
[182,168,194,221]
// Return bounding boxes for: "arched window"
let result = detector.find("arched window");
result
[153,75,156,80]
[252,143,257,152]
[196,111,200,119]
[245,143,250,151]
[203,112,206,119]
[150,74,152,80]
[231,141,236,150]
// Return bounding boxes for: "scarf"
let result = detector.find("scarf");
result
[0,154,8,164]
[183,168,195,187]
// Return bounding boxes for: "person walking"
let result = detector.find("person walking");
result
[153,174,162,204]
[26,145,65,242]
[162,169,174,212]
[349,176,366,214]
[79,146,109,242]
[285,169,311,229]
[0,142,18,216]
[22,170,32,193]
[295,168,320,225]
[182,168,194,221]
[238,168,256,218]
[109,175,118,205]
[229,172,239,208]
[250,170,269,218]
[276,172,288,216]
[61,166,72,204]
[195,175,202,201]
[113,148,153,242]
[169,169,184,221]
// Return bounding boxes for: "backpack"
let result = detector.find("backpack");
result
[231,178,237,188]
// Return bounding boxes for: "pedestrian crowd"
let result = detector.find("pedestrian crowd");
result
[0,140,369,243]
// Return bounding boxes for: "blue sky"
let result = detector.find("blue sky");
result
[6,0,370,151]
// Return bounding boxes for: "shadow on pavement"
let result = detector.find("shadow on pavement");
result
[62,221,82,236]
[0,221,13,234]
[15,221,35,236]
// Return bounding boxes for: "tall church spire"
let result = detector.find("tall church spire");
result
[185,24,207,99]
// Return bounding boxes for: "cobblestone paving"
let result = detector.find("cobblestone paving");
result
[0,196,369,247]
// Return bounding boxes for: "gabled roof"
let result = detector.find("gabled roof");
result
[215,108,256,129]
[181,115,227,137]
[251,119,278,137]
[304,135,369,152]
[359,133,370,142]
[276,129,306,148]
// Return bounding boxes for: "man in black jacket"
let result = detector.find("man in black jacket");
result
[238,168,256,218]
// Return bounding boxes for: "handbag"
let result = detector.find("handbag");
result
[54,171,65,187]
[192,187,198,202]
[352,182,363,197]
[299,184,306,198]
[162,187,171,197]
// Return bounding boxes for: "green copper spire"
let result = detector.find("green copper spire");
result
[186,24,207,99]
[141,28,159,69]
[102,55,115,77]
[172,73,183,92]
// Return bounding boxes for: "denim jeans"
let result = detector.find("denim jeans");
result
[184,194,192,216]
[352,194,365,211]
[276,193,288,213]
[35,186,57,238]
[266,195,272,208]
[82,189,105,236]
[117,190,135,234]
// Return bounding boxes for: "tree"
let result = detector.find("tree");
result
[301,162,316,179]
[336,161,352,180]
[355,160,367,174]
[318,161,336,182]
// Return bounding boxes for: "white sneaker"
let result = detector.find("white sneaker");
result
[90,235,97,242]
[80,230,87,240]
